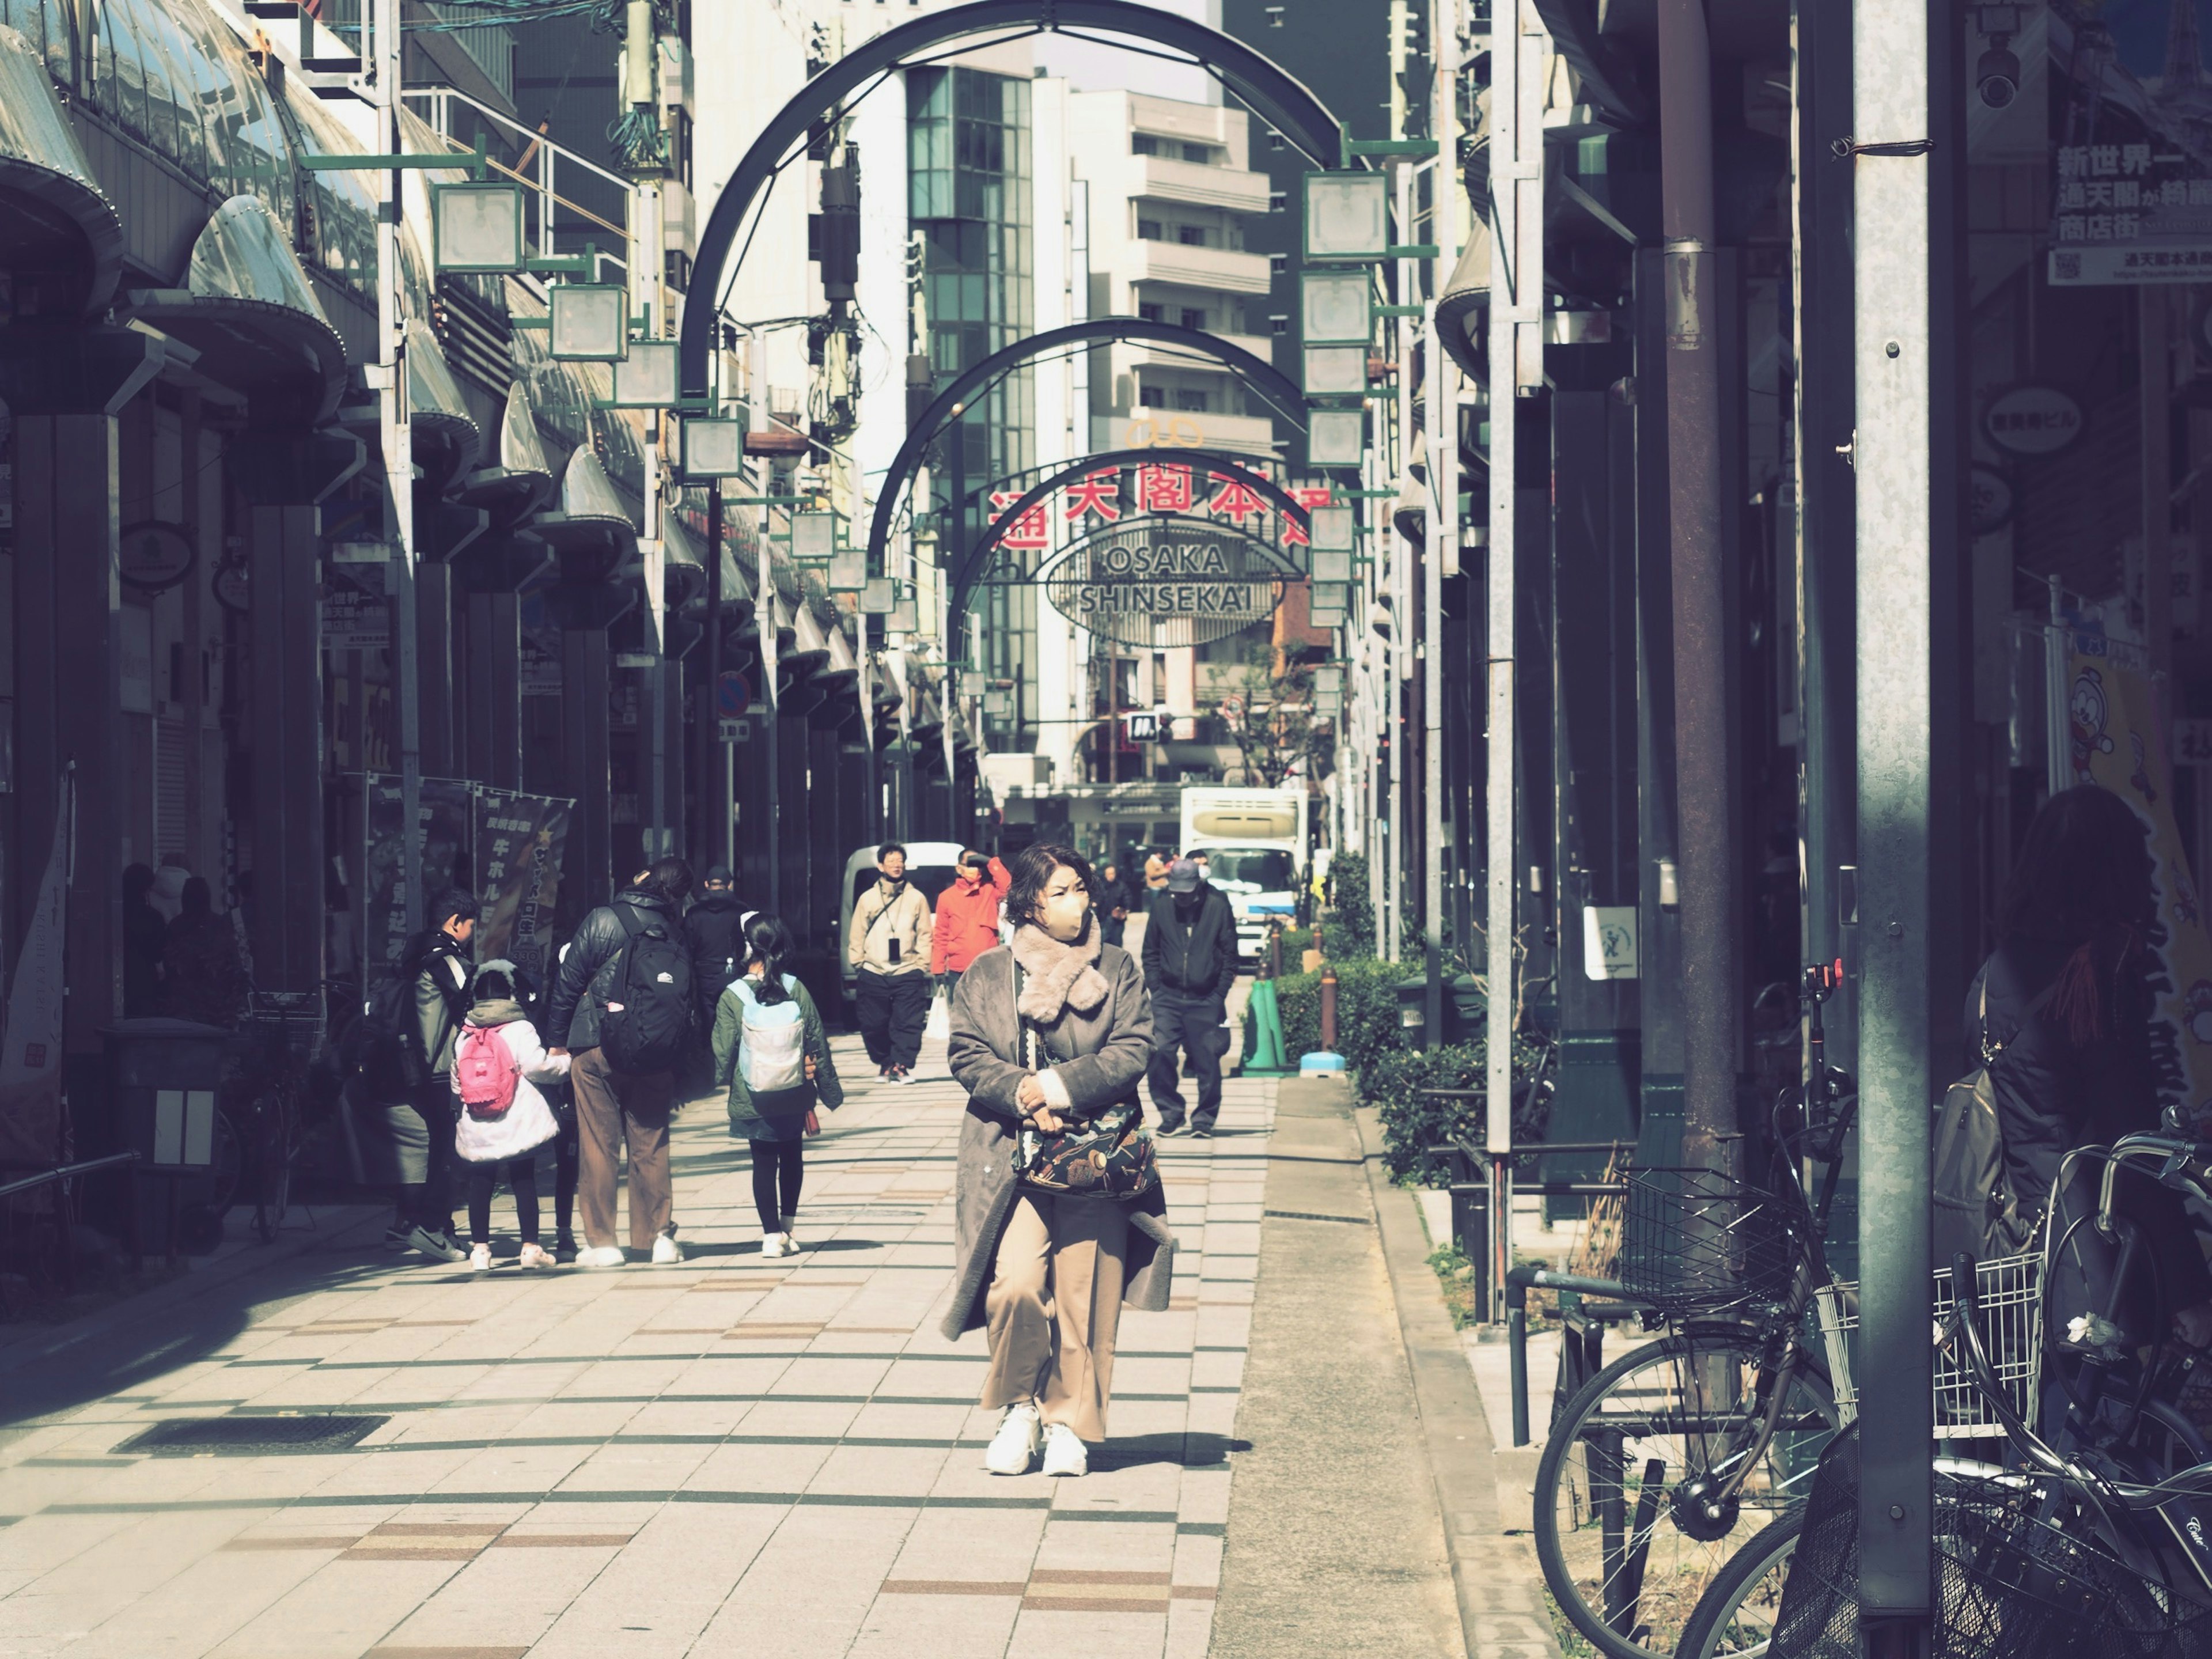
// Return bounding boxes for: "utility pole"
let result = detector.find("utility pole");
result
[702,479,724,865]
[1487,0,1543,1320]
[623,0,671,859]
[1656,0,1737,1166]
[374,0,421,943]
[1426,0,1460,1048]
[1851,0,1959,1639]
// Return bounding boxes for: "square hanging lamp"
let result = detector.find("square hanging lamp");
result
[1307,407,1365,468]
[611,339,679,407]
[433,180,525,273]
[550,283,628,361]
[679,416,745,479]
[1303,171,1389,262]
[1301,268,1371,344]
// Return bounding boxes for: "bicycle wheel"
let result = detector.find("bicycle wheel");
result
[1532,1325,1839,1659]
[1673,1510,1801,1659]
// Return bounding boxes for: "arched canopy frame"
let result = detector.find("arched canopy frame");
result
[869,319,1308,583]
[680,0,1357,406]
[951,447,1313,627]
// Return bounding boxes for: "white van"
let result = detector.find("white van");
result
[839,842,967,1004]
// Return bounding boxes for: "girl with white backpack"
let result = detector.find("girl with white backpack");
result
[450,961,571,1272]
[713,914,843,1258]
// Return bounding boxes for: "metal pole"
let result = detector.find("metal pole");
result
[376,0,421,943]
[1852,0,1951,1631]
[1426,0,1459,1051]
[703,480,723,863]
[1486,0,1539,1323]
[1657,0,1738,1168]
[760,502,779,905]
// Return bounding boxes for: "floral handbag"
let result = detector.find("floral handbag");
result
[1014,963,1160,1200]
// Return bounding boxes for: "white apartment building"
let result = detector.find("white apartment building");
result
[1070,91,1277,461]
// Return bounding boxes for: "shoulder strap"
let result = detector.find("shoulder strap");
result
[1980,970,2061,1066]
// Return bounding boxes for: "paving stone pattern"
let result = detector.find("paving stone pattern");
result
[0,1038,1276,1659]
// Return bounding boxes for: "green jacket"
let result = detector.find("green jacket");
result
[713,973,844,1137]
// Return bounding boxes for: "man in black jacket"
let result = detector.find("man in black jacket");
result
[1142,858,1238,1137]
[682,864,747,1086]
[548,858,692,1268]
[399,891,478,1261]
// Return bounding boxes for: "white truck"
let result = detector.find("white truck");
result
[1177,785,1309,963]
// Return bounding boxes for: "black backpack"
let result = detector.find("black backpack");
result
[349,973,426,1099]
[597,906,694,1074]
[1930,975,2056,1264]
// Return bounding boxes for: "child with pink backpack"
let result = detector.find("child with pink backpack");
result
[450,961,571,1271]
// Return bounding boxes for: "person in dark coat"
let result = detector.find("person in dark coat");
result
[683,863,748,1092]
[122,863,167,1018]
[1141,858,1239,1137]
[395,890,478,1262]
[158,878,250,1029]
[1096,863,1130,949]
[548,858,693,1267]
[1973,786,2212,1389]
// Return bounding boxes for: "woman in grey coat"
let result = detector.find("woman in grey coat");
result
[946,843,1175,1479]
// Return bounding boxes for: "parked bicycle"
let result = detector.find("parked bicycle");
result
[1677,1123,2212,1658]
[1530,963,1856,1659]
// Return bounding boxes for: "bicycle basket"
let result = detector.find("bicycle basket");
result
[1773,1426,2176,1659]
[1814,1251,2044,1440]
[1618,1166,1805,1314]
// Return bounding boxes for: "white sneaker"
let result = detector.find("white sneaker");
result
[468,1242,492,1273]
[985,1402,1041,1475]
[575,1245,626,1268]
[517,1243,552,1270]
[782,1229,803,1255]
[760,1231,787,1259]
[651,1234,683,1266]
[1041,1422,1088,1478]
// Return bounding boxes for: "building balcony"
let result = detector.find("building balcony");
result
[1119,238,1272,296]
[1092,410,1282,460]
[1122,154,1272,215]
[1124,332,1278,372]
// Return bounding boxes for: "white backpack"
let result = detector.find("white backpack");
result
[733,976,808,1092]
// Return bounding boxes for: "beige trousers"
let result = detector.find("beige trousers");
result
[980,1192,1128,1442]
[570,1045,674,1251]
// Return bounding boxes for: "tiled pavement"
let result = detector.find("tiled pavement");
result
[0,1036,1278,1659]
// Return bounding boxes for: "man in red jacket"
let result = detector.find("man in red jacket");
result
[931,850,1010,997]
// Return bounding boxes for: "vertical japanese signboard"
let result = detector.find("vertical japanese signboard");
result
[474,789,571,985]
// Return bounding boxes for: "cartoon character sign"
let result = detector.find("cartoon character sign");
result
[2131,732,2160,806]
[2070,666,2116,783]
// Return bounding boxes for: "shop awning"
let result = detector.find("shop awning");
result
[535,444,638,583]
[130,196,346,423]
[458,380,556,528]
[407,317,483,489]
[0,22,124,318]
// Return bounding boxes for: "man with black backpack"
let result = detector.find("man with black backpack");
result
[682,863,747,1088]
[547,858,696,1267]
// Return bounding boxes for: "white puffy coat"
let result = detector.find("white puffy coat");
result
[449,1002,569,1163]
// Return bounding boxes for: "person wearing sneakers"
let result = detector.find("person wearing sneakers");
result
[714,913,843,1259]
[450,963,571,1271]
[946,843,1176,1479]
[848,842,933,1082]
[1142,858,1237,1138]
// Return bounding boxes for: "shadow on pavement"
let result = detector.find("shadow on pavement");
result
[1093,1431,1253,1471]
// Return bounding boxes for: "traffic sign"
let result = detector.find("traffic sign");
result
[716,671,751,717]
[1126,712,1158,742]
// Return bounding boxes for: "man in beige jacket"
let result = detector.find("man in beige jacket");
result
[848,841,934,1081]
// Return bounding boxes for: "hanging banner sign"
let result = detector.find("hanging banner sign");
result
[361,775,475,981]
[1044,515,1293,650]
[474,789,571,986]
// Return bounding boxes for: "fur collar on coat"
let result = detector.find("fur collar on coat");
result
[1009,916,1110,1024]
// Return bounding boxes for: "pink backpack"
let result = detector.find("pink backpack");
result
[455,1024,520,1118]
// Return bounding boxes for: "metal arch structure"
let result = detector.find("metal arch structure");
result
[868,319,1306,584]
[950,447,1313,624]
[679,0,1357,406]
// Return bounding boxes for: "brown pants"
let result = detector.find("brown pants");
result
[980,1192,1128,1443]
[570,1046,674,1251]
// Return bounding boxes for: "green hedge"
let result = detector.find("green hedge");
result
[1325,851,1374,956]
[1367,1039,1556,1184]
[1272,955,1410,1076]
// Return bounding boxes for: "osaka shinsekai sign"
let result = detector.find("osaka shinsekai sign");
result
[975,457,1330,650]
